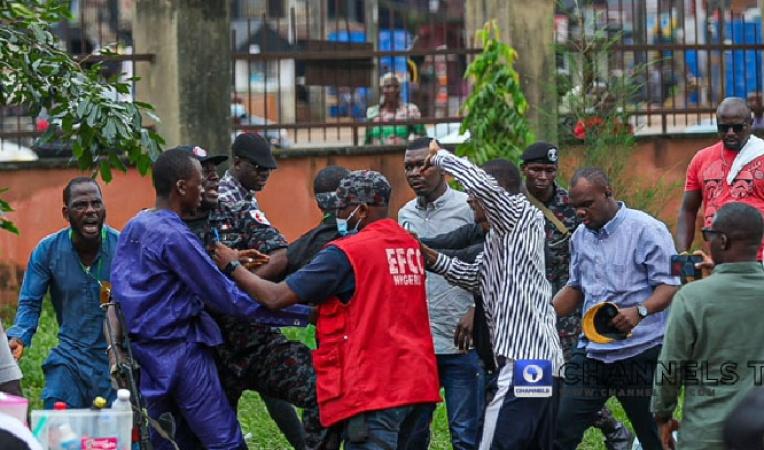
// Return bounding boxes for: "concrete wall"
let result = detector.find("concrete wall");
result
[0,135,719,306]
[134,0,231,158]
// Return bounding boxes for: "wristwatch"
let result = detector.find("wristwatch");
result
[223,260,242,276]
[637,304,649,320]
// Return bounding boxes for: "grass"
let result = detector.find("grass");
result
[7,302,632,449]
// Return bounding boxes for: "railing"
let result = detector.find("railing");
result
[557,0,764,136]
[0,0,151,160]
[230,0,477,148]
[3,0,764,161]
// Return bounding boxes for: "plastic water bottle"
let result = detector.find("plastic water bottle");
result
[111,389,131,411]
[57,423,79,450]
[112,389,140,450]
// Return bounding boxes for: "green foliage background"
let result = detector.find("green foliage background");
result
[0,0,164,235]
[457,21,534,165]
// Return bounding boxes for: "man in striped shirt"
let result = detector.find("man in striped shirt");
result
[421,142,564,450]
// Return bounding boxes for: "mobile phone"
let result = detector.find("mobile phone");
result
[670,254,704,283]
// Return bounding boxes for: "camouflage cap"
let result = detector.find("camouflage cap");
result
[315,191,340,211]
[335,170,391,208]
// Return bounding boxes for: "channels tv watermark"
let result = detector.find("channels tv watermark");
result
[514,359,553,398]
[561,360,764,385]
[509,360,764,398]
[557,360,764,397]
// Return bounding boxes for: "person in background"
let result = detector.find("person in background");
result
[521,143,632,450]
[398,137,484,450]
[652,202,764,450]
[553,168,679,450]
[7,177,117,408]
[212,170,441,449]
[364,73,426,146]
[285,165,350,275]
[677,97,764,261]
[747,92,764,129]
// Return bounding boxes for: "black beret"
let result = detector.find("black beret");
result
[521,142,560,165]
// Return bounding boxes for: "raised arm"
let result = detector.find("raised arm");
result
[428,146,528,234]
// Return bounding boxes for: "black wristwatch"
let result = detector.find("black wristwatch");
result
[223,260,242,276]
[637,304,649,320]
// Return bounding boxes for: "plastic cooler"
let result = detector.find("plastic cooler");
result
[31,409,132,450]
[0,392,28,424]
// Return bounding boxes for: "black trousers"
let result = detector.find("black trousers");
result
[554,345,662,450]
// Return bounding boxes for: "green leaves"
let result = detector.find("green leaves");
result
[457,21,533,165]
[0,189,19,235]
[0,0,163,173]
[0,0,164,235]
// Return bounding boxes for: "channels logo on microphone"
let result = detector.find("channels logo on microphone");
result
[514,359,552,397]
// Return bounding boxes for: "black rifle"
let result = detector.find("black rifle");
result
[100,282,178,450]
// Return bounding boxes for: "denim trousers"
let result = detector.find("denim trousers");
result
[342,404,434,450]
[398,350,487,450]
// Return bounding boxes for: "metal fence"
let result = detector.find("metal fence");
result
[0,0,151,161]
[230,0,479,148]
[3,0,764,161]
[557,0,764,136]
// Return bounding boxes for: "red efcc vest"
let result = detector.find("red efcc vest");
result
[312,218,441,427]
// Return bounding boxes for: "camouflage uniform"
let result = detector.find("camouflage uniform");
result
[539,184,582,361]
[186,200,326,450]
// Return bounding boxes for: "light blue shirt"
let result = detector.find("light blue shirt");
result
[399,187,475,354]
[567,203,679,363]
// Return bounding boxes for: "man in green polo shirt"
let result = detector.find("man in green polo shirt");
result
[652,202,764,450]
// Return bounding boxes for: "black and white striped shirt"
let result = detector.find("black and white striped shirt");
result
[430,150,563,370]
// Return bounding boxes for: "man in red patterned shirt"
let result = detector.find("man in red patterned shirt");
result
[677,97,764,260]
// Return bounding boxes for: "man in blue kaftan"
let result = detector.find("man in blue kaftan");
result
[111,147,311,450]
[7,177,117,408]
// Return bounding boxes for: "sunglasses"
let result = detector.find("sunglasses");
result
[701,227,726,242]
[717,123,747,133]
[242,158,271,172]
